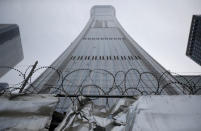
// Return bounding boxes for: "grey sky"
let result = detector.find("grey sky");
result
[0,0,201,84]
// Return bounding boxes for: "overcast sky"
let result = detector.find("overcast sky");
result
[0,0,201,84]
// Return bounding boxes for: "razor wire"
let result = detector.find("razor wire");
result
[1,64,201,97]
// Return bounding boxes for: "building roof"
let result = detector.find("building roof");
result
[91,5,115,16]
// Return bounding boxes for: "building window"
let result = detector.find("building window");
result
[116,56,119,60]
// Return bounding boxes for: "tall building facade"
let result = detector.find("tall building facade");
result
[0,24,23,78]
[186,15,201,66]
[28,6,182,111]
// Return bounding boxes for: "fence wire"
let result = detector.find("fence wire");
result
[1,64,201,111]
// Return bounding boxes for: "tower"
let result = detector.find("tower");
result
[186,15,201,66]
[27,5,182,111]
[0,24,23,78]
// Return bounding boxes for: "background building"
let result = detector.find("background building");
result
[186,15,201,65]
[0,24,23,78]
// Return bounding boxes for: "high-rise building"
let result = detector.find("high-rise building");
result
[0,24,23,78]
[186,15,201,65]
[28,5,182,111]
